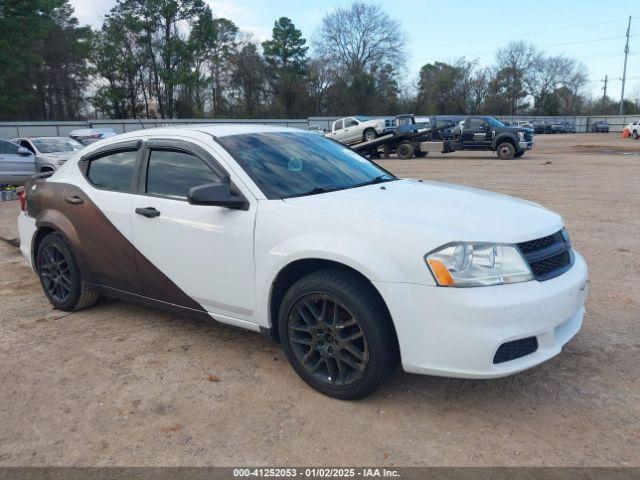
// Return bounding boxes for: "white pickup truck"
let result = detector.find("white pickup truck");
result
[326,116,389,145]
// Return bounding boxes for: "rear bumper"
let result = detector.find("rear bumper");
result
[374,252,588,379]
[17,212,37,270]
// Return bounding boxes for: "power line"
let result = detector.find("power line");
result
[424,17,631,49]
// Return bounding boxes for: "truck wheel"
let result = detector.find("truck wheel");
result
[363,128,377,142]
[496,142,515,160]
[396,143,415,160]
[278,268,399,399]
[633,131,638,139]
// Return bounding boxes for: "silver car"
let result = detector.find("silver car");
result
[14,137,84,173]
[69,128,117,145]
[0,139,36,185]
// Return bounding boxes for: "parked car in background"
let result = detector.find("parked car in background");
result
[625,120,640,139]
[69,128,117,145]
[591,120,610,133]
[18,125,587,399]
[306,125,325,136]
[326,116,387,144]
[0,139,36,185]
[563,121,576,133]
[13,137,84,173]
[547,120,567,134]
[532,120,548,134]
[504,120,535,130]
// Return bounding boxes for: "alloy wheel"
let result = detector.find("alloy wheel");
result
[39,243,72,303]
[287,293,369,387]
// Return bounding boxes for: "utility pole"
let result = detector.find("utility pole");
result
[620,15,631,115]
[602,75,608,103]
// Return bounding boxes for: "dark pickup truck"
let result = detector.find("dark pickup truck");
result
[450,116,534,159]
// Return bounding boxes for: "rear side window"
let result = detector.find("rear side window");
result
[146,149,221,200]
[86,150,137,192]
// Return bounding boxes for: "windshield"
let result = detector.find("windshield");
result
[33,138,84,153]
[485,117,505,128]
[216,132,395,199]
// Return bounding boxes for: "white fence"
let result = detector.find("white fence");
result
[1,115,638,139]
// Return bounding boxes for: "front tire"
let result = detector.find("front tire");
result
[37,232,99,311]
[278,268,398,400]
[496,142,516,160]
[633,131,638,139]
[363,128,377,142]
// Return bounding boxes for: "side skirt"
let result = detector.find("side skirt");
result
[92,284,260,332]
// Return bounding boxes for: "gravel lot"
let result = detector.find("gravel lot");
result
[0,133,638,467]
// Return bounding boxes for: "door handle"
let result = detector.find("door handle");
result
[64,195,83,205]
[135,207,160,218]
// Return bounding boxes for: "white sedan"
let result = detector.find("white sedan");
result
[17,125,588,399]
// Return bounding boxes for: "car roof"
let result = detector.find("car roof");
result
[20,136,73,140]
[110,124,307,140]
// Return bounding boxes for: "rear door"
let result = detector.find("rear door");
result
[331,119,345,141]
[0,140,35,184]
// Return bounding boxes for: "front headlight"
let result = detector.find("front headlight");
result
[518,131,525,140]
[426,243,532,287]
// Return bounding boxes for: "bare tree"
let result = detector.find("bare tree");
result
[313,2,406,75]
[527,55,572,114]
[495,41,540,115]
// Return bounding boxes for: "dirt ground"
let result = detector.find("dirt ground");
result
[0,133,638,467]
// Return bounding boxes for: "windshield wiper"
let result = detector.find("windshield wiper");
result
[351,175,397,189]
[283,185,340,199]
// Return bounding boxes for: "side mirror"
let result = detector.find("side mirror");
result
[187,182,248,210]
[17,147,32,156]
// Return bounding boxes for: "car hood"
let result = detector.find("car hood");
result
[283,179,562,244]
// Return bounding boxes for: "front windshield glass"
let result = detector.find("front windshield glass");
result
[485,117,505,128]
[216,132,395,199]
[33,138,84,153]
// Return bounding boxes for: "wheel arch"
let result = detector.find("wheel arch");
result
[492,135,517,150]
[33,211,91,279]
[267,258,398,348]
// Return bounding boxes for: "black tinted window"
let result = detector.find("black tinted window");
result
[146,149,221,199]
[86,150,137,192]
[0,140,19,155]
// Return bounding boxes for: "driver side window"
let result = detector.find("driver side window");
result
[146,149,222,200]
[345,118,358,127]
[468,118,486,130]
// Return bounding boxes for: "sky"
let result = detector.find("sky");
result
[69,0,639,101]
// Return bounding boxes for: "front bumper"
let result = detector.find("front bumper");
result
[374,251,588,379]
[518,141,534,150]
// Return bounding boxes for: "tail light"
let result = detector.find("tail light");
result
[18,187,27,212]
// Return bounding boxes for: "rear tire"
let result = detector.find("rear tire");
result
[36,232,99,311]
[278,268,398,400]
[496,142,516,160]
[396,143,415,160]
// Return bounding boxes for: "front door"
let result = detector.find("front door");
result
[130,138,256,324]
[463,118,492,148]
